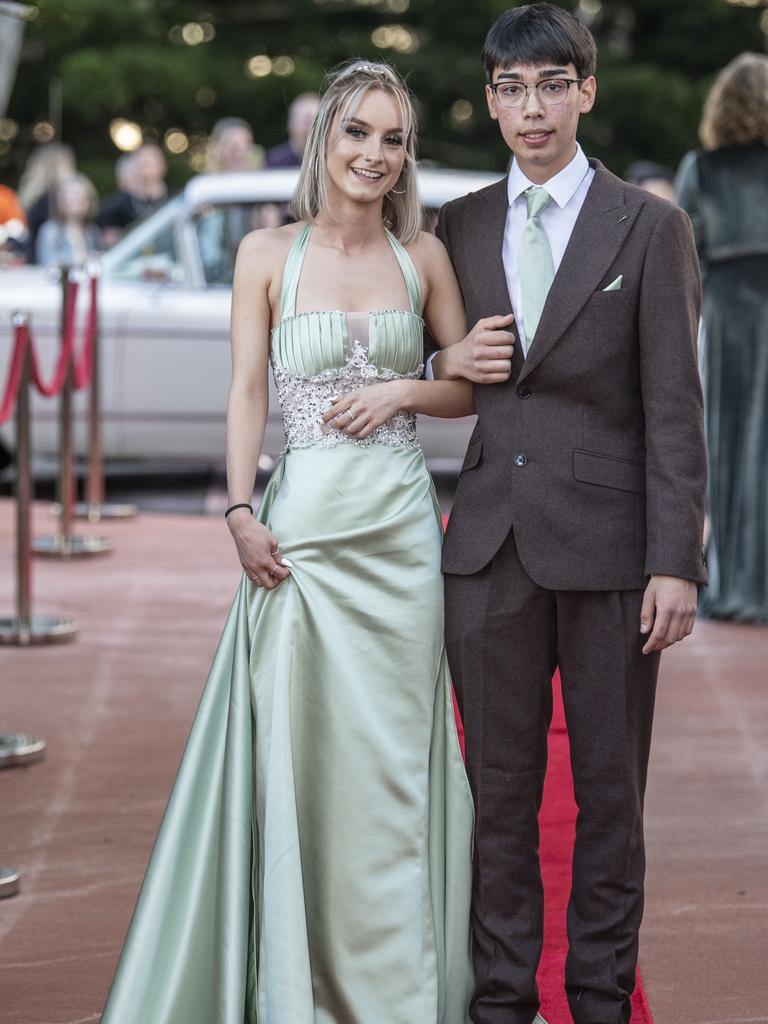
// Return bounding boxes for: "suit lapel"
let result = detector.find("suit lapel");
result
[465,178,525,378]
[517,161,642,384]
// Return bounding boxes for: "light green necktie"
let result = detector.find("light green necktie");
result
[520,186,555,349]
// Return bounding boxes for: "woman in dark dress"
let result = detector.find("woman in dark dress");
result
[676,53,768,623]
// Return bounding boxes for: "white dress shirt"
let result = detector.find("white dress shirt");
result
[505,143,594,354]
[426,144,594,376]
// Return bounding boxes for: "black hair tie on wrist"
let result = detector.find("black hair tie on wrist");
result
[224,502,253,519]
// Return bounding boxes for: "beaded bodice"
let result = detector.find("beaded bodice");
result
[270,225,425,450]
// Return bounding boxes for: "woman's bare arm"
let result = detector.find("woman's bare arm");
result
[226,230,290,589]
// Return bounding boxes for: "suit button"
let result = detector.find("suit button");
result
[517,385,531,399]
[514,453,528,467]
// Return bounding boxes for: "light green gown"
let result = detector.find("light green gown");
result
[100,224,475,1024]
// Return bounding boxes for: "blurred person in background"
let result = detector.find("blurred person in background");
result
[199,117,269,280]
[35,173,101,265]
[625,159,676,203]
[265,92,320,168]
[676,52,768,624]
[0,181,27,262]
[98,154,134,249]
[17,141,76,262]
[205,116,264,173]
[98,142,168,247]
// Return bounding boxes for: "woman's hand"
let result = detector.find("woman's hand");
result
[322,381,408,440]
[227,510,291,590]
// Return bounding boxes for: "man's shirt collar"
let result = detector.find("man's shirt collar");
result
[507,143,590,209]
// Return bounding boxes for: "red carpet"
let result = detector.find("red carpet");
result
[451,673,654,1023]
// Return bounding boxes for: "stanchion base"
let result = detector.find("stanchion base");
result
[32,534,113,558]
[51,501,139,522]
[0,868,20,899]
[0,614,78,645]
[0,733,46,768]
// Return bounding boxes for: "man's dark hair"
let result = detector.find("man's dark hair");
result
[482,3,597,82]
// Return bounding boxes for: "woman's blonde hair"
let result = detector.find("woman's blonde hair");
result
[699,52,768,150]
[292,60,421,244]
[17,143,76,209]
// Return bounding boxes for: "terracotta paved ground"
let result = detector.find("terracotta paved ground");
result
[1,498,766,1024]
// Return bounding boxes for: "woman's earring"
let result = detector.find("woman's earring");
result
[388,184,406,195]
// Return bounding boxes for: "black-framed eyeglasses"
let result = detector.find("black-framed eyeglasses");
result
[490,78,585,108]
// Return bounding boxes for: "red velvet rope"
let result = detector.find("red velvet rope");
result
[0,270,99,423]
[30,278,80,397]
[0,320,29,425]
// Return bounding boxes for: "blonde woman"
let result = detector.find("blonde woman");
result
[17,141,76,260]
[676,53,768,623]
[100,61,506,1023]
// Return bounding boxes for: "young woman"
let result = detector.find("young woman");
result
[100,61,488,1023]
[35,173,101,265]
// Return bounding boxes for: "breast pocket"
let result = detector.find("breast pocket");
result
[582,288,632,308]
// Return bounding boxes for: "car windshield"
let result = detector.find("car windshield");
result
[102,198,186,284]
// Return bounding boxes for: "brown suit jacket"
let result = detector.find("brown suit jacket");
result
[437,160,708,589]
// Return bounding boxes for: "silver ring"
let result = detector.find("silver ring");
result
[344,409,355,423]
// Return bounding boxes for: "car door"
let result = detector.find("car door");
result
[105,197,286,461]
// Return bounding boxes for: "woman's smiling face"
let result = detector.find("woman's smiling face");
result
[324,87,406,208]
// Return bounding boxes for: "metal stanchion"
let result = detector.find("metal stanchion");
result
[0,868,20,899]
[33,268,112,558]
[0,313,78,645]
[0,732,46,767]
[59,263,137,524]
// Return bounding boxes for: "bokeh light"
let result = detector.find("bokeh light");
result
[109,118,143,151]
[0,119,19,142]
[182,22,205,45]
[246,54,273,78]
[32,121,55,144]
[164,129,189,154]
[273,56,296,77]
[450,99,474,127]
[371,25,419,53]
[195,86,217,107]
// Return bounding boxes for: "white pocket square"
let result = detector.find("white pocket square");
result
[602,275,623,291]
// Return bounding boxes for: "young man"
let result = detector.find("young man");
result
[432,5,707,1024]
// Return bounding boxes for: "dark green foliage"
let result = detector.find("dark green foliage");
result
[2,0,766,193]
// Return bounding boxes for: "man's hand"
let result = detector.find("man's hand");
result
[640,575,697,654]
[434,313,515,383]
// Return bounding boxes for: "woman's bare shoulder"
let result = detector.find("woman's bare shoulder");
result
[404,229,452,274]
[234,222,308,291]
[238,222,305,261]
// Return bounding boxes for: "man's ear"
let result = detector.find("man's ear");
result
[485,84,499,121]
[579,75,597,114]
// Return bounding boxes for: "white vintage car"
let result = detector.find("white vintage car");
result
[0,167,500,468]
